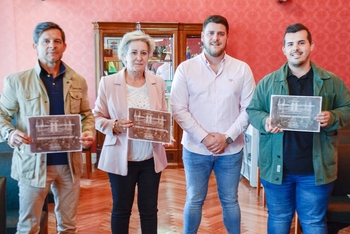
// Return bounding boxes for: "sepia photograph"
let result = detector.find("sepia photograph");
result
[28,114,82,153]
[128,107,172,144]
[270,95,322,132]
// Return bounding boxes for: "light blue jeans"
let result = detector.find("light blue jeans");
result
[262,174,334,234]
[182,147,243,234]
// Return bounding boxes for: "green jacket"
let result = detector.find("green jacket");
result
[0,61,95,188]
[246,62,350,185]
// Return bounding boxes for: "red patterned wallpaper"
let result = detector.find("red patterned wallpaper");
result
[1,0,350,105]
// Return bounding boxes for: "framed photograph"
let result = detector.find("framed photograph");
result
[270,95,322,132]
[104,37,121,56]
[128,107,172,144]
[28,114,82,153]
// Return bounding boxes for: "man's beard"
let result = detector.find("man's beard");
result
[289,57,308,68]
[203,43,226,57]
[289,51,310,68]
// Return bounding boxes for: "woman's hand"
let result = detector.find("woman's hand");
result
[114,119,133,133]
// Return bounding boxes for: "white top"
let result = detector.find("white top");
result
[126,83,153,161]
[170,53,256,155]
[156,62,171,80]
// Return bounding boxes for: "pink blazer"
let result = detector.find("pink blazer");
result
[93,68,168,175]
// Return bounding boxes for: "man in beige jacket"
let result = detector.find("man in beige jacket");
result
[0,22,95,233]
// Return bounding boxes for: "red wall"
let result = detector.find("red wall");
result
[1,0,350,106]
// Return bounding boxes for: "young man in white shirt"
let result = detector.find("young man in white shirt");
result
[170,14,256,234]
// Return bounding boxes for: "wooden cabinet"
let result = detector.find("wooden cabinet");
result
[92,22,202,168]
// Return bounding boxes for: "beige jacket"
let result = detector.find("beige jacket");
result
[0,61,95,188]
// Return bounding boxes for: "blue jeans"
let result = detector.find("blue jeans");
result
[182,147,243,234]
[262,174,334,234]
[108,158,161,234]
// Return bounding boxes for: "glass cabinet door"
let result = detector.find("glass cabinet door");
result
[185,36,202,59]
[103,37,122,75]
[150,36,174,95]
[102,35,175,86]
[101,33,175,113]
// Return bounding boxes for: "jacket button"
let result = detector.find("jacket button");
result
[275,177,279,181]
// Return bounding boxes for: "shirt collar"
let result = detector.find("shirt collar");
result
[39,61,66,79]
[287,66,313,80]
[201,52,226,67]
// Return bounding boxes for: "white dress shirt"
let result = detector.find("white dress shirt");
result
[170,53,256,155]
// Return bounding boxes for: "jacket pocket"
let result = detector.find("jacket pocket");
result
[18,153,36,179]
[321,93,335,109]
[258,133,272,166]
[104,135,117,146]
[18,91,40,115]
[69,90,82,114]
[323,134,337,165]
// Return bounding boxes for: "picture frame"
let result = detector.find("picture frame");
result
[28,114,82,153]
[127,107,172,144]
[270,95,322,132]
[104,37,121,56]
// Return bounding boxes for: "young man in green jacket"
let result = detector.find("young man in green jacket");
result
[247,23,350,234]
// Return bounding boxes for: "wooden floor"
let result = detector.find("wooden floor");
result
[47,167,350,234]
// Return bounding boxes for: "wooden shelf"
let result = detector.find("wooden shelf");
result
[104,56,120,62]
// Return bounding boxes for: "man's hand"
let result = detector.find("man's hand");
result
[8,129,31,147]
[79,132,94,149]
[202,133,226,154]
[315,111,331,127]
[265,118,283,134]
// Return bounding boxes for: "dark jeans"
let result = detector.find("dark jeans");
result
[108,158,161,234]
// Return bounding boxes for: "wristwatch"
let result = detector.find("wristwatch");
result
[225,134,233,144]
[4,129,13,141]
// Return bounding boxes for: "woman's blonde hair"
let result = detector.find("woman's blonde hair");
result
[118,30,155,64]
